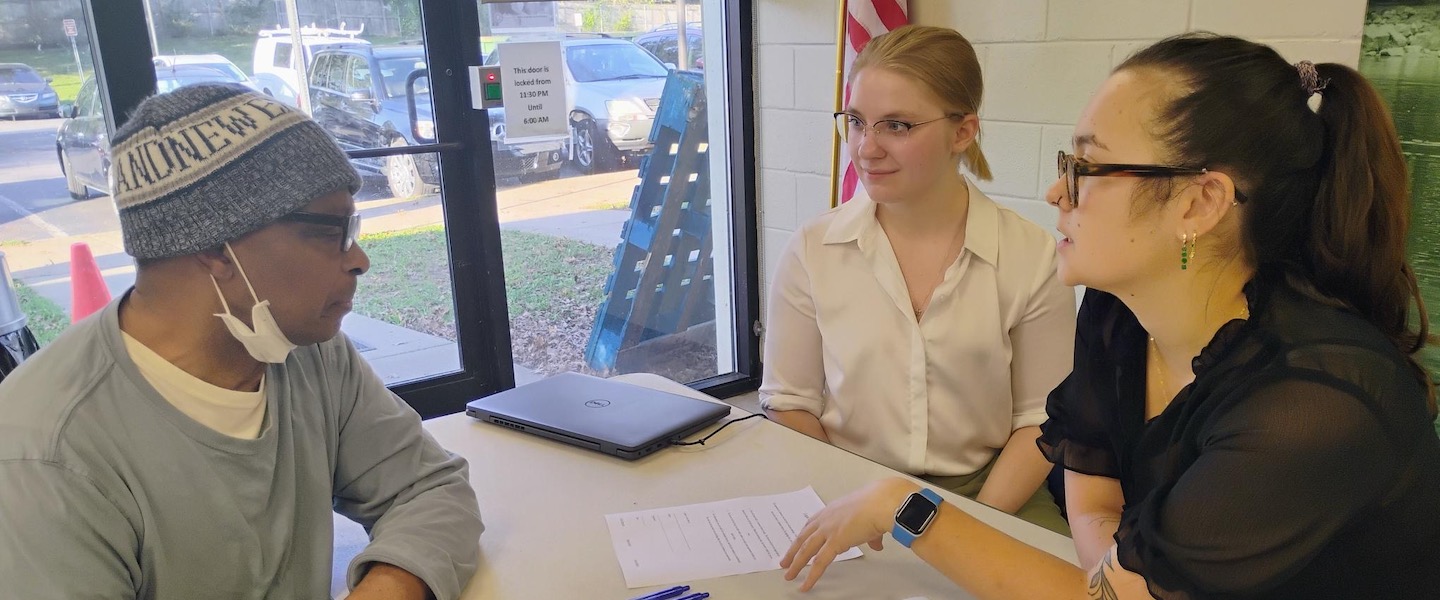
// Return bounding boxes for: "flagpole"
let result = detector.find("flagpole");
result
[829,0,848,208]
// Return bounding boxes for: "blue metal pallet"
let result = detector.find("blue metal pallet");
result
[585,71,715,372]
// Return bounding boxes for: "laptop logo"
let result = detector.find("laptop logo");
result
[584,399,611,408]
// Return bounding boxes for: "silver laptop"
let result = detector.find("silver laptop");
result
[465,372,732,460]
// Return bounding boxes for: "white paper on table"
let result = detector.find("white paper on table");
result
[605,486,865,588]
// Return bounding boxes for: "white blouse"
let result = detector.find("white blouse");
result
[760,179,1076,476]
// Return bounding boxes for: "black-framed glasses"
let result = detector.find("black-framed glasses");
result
[278,211,362,252]
[833,112,962,143]
[1057,150,1211,207]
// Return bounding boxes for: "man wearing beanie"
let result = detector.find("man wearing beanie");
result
[0,84,482,599]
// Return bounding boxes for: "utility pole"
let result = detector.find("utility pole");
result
[676,0,688,69]
[283,0,312,114]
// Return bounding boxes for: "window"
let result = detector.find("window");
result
[564,43,669,82]
[310,54,334,91]
[347,57,372,95]
[35,0,759,419]
[75,79,97,117]
[273,42,292,69]
[471,1,757,390]
[0,66,45,84]
[379,57,428,98]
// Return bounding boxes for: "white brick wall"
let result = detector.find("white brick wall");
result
[752,0,1366,309]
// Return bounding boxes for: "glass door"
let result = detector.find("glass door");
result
[476,0,749,387]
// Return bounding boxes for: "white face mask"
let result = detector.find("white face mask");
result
[210,243,296,363]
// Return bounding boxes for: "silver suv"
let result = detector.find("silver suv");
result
[486,36,668,173]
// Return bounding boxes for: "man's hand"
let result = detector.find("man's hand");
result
[345,563,433,600]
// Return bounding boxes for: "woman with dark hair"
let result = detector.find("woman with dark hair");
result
[778,32,1440,599]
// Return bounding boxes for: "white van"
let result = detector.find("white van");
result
[252,24,368,106]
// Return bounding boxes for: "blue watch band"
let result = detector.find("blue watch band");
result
[891,488,944,548]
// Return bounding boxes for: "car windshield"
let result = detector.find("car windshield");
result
[193,62,248,81]
[379,57,429,97]
[0,67,44,85]
[565,43,667,82]
[156,70,241,93]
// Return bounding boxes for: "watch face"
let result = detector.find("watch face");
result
[895,492,938,535]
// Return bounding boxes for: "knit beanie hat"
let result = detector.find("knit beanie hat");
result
[110,83,362,260]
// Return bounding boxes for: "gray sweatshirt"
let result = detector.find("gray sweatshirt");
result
[0,298,483,599]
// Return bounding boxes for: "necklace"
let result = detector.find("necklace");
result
[1149,305,1251,401]
[911,222,967,321]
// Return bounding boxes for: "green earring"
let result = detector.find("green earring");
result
[1180,232,1191,271]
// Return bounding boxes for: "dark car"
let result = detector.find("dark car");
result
[0,63,61,119]
[56,66,243,200]
[309,45,562,198]
[634,23,704,71]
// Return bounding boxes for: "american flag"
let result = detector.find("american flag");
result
[837,0,909,204]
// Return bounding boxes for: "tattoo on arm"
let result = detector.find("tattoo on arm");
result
[1087,551,1120,600]
[1086,516,1120,530]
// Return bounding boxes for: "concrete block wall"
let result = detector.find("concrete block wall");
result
[753,0,1366,311]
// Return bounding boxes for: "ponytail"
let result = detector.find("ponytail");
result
[1311,63,1435,410]
[963,141,992,181]
[1118,33,1435,412]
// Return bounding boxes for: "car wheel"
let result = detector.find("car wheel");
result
[568,117,598,174]
[58,149,91,201]
[384,138,426,199]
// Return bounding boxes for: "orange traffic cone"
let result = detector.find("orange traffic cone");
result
[70,242,110,323]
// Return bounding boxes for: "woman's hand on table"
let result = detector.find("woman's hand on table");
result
[780,477,920,591]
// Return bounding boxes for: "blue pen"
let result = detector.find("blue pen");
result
[628,585,690,600]
[674,594,710,600]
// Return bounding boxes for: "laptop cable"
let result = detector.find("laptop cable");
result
[670,413,769,447]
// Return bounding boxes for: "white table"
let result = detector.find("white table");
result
[430,373,1078,599]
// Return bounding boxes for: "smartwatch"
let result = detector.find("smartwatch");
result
[891,488,944,548]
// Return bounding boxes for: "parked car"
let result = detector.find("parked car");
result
[0,63,61,120]
[56,67,242,200]
[485,36,669,173]
[634,23,704,70]
[252,24,369,105]
[487,105,566,184]
[153,54,260,91]
[308,44,562,197]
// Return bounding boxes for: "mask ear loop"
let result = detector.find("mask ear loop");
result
[210,243,264,317]
[224,242,264,304]
[209,275,234,315]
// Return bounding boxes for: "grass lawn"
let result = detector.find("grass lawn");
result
[585,198,633,211]
[355,225,614,340]
[14,281,69,347]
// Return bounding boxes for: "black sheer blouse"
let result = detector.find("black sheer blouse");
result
[1038,268,1440,599]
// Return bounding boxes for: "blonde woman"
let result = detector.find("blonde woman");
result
[760,25,1075,534]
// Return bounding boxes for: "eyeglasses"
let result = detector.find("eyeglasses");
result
[1056,151,1211,207]
[277,211,362,252]
[833,112,961,143]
